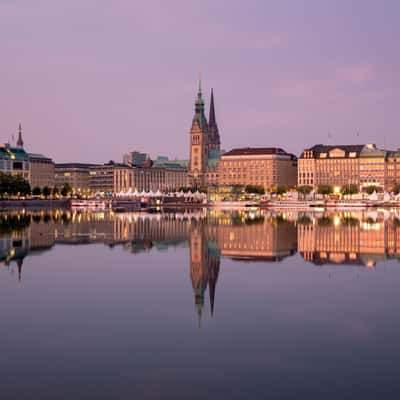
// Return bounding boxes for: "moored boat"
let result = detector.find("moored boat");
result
[71,199,110,210]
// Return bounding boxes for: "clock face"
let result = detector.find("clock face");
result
[193,169,199,178]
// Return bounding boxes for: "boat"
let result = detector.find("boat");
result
[71,199,110,210]
[325,200,369,209]
[208,201,259,210]
[265,199,317,209]
[112,199,142,212]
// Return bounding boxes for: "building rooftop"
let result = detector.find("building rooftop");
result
[29,153,53,162]
[0,145,29,160]
[301,144,365,158]
[55,163,98,169]
[223,147,296,159]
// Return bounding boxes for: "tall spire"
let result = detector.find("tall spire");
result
[208,89,220,148]
[209,88,216,127]
[16,123,24,148]
[193,79,208,131]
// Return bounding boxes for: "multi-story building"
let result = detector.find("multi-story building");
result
[29,154,55,189]
[188,83,222,187]
[55,163,95,193]
[89,163,134,194]
[298,144,363,188]
[218,147,297,191]
[0,125,30,181]
[298,144,400,192]
[132,165,188,192]
[122,151,148,167]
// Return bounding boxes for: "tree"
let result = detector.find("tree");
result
[317,184,334,195]
[42,186,51,198]
[32,187,41,196]
[61,183,72,197]
[245,185,265,195]
[270,185,287,195]
[0,173,30,197]
[341,184,358,195]
[297,185,313,195]
[364,185,380,195]
[392,184,400,195]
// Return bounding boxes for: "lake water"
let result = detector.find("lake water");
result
[1,208,400,399]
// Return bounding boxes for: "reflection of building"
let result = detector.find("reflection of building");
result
[29,153,55,189]
[218,148,297,191]
[213,213,297,261]
[297,215,400,267]
[189,222,220,321]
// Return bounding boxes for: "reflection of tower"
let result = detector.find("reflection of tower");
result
[207,240,220,317]
[189,222,221,323]
[16,259,23,282]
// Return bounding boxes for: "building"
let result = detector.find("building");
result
[298,144,364,189]
[89,163,134,194]
[298,144,400,192]
[188,83,222,187]
[153,156,188,169]
[55,163,95,193]
[122,151,148,167]
[29,154,55,189]
[0,125,30,181]
[218,147,297,191]
[0,144,30,181]
[132,165,188,192]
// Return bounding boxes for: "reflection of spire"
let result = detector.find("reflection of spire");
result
[16,259,23,283]
[207,241,220,317]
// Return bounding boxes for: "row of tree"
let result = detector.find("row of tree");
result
[0,173,72,198]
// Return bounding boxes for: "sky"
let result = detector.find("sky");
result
[1,0,400,163]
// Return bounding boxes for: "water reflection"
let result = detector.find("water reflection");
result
[2,208,400,318]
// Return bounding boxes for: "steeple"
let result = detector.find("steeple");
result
[208,89,220,149]
[16,123,24,148]
[192,80,208,131]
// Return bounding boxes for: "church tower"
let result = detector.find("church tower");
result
[208,89,220,151]
[16,123,24,148]
[189,81,209,188]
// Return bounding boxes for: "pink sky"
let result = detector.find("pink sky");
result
[1,0,399,162]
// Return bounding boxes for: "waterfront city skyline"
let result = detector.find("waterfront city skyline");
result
[2,0,400,163]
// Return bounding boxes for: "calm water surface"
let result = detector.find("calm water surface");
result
[1,208,400,399]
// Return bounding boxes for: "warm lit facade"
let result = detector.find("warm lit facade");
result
[55,163,95,193]
[29,154,55,189]
[298,144,363,188]
[297,215,400,267]
[298,144,400,191]
[218,147,297,190]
